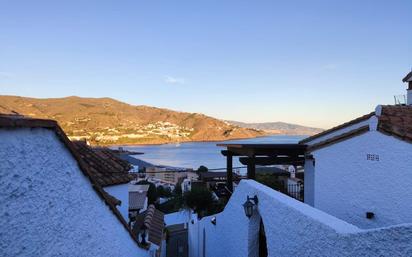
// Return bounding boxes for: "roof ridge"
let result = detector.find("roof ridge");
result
[300,112,374,144]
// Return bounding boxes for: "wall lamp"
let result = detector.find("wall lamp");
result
[243,195,259,219]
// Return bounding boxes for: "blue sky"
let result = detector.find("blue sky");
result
[0,0,411,128]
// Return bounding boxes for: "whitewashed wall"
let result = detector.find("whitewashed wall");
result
[303,157,315,206]
[311,130,412,228]
[0,128,148,257]
[105,183,129,221]
[189,180,412,257]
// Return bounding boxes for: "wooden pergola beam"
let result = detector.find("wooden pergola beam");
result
[219,143,307,194]
[226,152,233,193]
[247,155,256,179]
[239,156,305,166]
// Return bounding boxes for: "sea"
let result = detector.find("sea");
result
[120,135,306,171]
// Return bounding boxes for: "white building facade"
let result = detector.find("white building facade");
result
[302,105,412,229]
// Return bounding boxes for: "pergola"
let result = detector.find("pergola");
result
[218,143,307,193]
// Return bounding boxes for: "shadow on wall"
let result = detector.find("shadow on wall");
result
[248,211,268,257]
[194,180,412,257]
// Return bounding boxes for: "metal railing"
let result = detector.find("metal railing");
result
[284,183,304,202]
[394,95,406,105]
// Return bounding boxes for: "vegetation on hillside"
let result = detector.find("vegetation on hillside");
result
[0,95,265,145]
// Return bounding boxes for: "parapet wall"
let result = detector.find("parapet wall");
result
[189,180,412,257]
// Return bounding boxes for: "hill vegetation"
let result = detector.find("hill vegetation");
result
[0,95,265,145]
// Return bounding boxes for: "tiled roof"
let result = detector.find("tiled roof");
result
[305,105,412,151]
[0,114,145,249]
[129,191,147,211]
[95,148,132,172]
[378,105,412,143]
[72,141,134,187]
[133,205,165,246]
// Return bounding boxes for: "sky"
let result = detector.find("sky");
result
[0,0,411,128]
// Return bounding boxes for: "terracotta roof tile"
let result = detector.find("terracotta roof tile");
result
[133,205,165,246]
[72,141,134,187]
[378,105,412,143]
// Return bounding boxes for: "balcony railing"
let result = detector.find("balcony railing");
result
[285,183,304,202]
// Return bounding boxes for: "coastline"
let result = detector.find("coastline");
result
[95,134,270,147]
[101,134,308,148]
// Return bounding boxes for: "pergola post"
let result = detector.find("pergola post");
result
[226,152,233,193]
[247,155,256,179]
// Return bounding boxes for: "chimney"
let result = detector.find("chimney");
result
[403,70,412,105]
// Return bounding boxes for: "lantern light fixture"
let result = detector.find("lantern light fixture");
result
[243,195,258,219]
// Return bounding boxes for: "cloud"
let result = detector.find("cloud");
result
[164,76,186,85]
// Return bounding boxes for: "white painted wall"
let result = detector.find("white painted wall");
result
[0,128,148,257]
[105,183,129,221]
[408,89,412,105]
[189,180,412,257]
[165,210,196,226]
[310,130,412,228]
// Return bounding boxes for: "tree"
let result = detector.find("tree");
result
[255,174,285,193]
[136,180,158,204]
[157,185,172,198]
[174,182,182,195]
[197,165,208,173]
[184,187,214,216]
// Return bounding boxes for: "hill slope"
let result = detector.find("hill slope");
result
[0,95,265,145]
[227,121,323,135]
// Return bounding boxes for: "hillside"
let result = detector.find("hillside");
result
[227,121,323,135]
[0,95,266,145]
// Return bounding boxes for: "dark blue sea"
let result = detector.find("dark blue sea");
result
[120,135,305,170]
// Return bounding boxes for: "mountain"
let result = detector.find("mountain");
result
[226,121,323,135]
[0,95,266,145]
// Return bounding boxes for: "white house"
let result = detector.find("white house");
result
[129,190,149,220]
[0,115,149,257]
[301,103,412,228]
[300,72,412,229]
[181,178,192,194]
